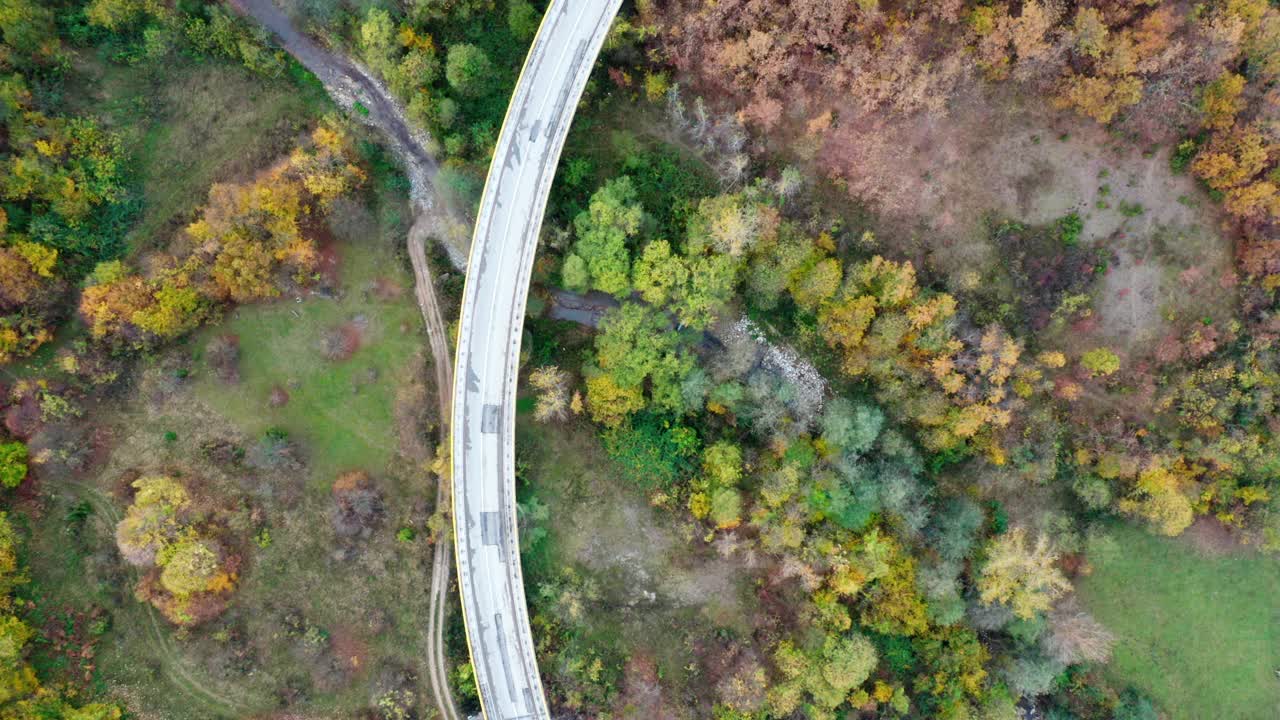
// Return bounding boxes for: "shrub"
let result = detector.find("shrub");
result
[1057,212,1083,246]
[0,443,27,489]
[1118,201,1145,217]
[1170,138,1200,174]
[1114,689,1160,720]
[602,414,699,491]
[331,470,385,538]
[249,428,303,471]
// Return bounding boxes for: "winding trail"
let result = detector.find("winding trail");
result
[228,2,463,719]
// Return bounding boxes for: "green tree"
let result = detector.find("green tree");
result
[632,239,687,305]
[818,633,878,701]
[1080,347,1120,377]
[0,513,22,604]
[574,177,644,297]
[820,399,884,457]
[561,253,589,292]
[702,441,743,488]
[0,442,26,489]
[0,0,58,60]
[597,304,672,386]
[673,254,736,329]
[771,633,879,712]
[445,43,495,97]
[928,496,984,563]
[913,626,990,714]
[85,0,159,30]
[699,439,747,530]
[359,8,398,76]
[0,614,37,704]
[391,47,441,98]
[508,0,540,39]
[708,487,743,529]
[790,256,842,312]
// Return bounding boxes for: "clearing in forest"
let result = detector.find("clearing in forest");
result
[1077,523,1280,720]
[516,420,761,715]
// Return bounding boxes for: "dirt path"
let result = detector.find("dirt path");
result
[226,0,468,261]
[408,211,461,720]
[227,3,463,719]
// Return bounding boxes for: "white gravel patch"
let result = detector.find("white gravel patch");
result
[728,317,826,415]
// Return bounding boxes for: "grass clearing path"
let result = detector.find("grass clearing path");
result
[224,4,469,714]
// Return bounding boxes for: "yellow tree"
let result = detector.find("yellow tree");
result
[1201,71,1247,130]
[1056,73,1142,124]
[1010,0,1056,64]
[978,527,1070,619]
[1192,122,1271,192]
[528,365,571,422]
[584,374,644,428]
[1119,458,1195,536]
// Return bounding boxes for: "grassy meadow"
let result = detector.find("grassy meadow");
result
[1078,523,1280,720]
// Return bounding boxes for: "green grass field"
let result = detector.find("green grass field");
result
[192,212,425,489]
[1077,523,1280,720]
[124,63,327,253]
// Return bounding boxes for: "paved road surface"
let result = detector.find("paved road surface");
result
[450,1,622,718]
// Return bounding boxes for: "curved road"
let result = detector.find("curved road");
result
[450,0,623,718]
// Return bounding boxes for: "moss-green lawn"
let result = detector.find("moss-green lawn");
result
[1077,523,1280,720]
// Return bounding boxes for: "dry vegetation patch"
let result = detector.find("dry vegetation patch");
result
[519,421,766,714]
